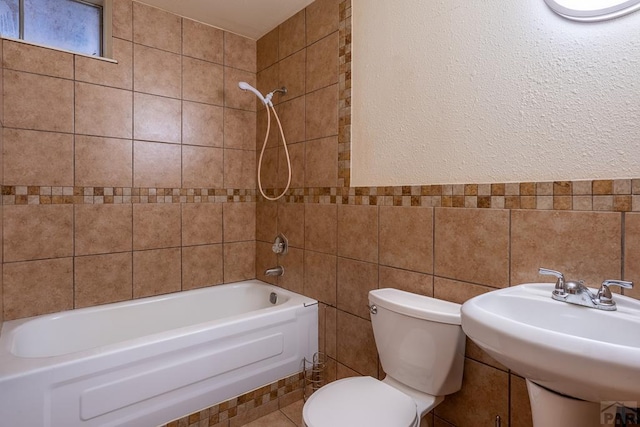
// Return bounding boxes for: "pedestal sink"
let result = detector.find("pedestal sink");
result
[461,283,640,427]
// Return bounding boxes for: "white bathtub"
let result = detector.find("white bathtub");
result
[0,280,318,427]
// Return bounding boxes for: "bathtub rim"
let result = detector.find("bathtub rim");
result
[0,280,317,376]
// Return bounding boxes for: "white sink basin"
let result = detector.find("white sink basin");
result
[461,283,640,402]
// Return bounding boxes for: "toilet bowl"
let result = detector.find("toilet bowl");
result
[303,377,420,426]
[302,288,466,427]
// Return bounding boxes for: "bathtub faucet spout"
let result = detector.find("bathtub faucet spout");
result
[265,266,284,277]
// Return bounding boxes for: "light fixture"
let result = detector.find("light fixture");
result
[544,0,640,21]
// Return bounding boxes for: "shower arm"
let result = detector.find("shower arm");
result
[238,82,287,106]
[264,87,288,106]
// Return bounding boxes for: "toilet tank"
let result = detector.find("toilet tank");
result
[369,288,466,396]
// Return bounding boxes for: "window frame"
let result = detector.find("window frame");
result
[7,0,112,58]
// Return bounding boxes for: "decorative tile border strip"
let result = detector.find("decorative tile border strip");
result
[15,179,623,211]
[159,372,304,427]
[258,179,640,212]
[338,0,352,188]
[1,186,256,205]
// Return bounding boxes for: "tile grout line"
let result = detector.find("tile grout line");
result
[130,2,135,302]
[179,15,184,293]
[72,52,77,308]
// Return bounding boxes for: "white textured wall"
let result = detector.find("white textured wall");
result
[351,0,640,186]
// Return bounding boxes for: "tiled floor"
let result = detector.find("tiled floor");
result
[239,399,303,427]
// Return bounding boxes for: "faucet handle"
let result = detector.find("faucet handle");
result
[538,268,565,280]
[539,268,566,294]
[596,279,634,306]
[272,233,288,255]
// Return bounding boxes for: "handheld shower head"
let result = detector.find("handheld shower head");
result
[238,82,269,106]
[243,81,292,201]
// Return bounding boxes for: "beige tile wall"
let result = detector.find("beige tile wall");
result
[1,0,258,321]
[258,1,640,426]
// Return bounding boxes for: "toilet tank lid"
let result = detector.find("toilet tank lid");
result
[369,288,461,325]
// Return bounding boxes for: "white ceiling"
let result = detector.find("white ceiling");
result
[136,0,315,40]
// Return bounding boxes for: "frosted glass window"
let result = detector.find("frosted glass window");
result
[0,0,19,39]
[0,0,103,56]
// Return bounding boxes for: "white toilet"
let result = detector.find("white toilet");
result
[302,288,466,427]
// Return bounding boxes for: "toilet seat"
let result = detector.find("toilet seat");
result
[302,376,418,427]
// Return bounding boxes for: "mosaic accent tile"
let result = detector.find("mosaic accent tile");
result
[158,372,304,427]
[0,186,256,205]
[252,181,639,211]
[338,0,352,188]
[5,180,640,211]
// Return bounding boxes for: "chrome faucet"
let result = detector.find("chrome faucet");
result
[538,268,633,311]
[265,266,284,277]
